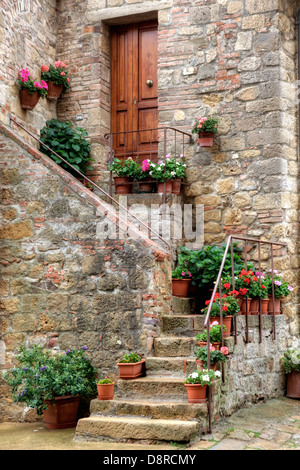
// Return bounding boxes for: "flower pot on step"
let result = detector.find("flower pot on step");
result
[20,89,40,110]
[250,299,259,315]
[42,395,80,429]
[196,132,214,147]
[46,81,63,100]
[209,316,232,338]
[195,359,217,371]
[117,359,145,380]
[286,370,300,399]
[268,297,281,315]
[184,383,207,403]
[172,278,191,298]
[240,298,251,315]
[172,178,182,195]
[157,180,173,194]
[261,298,269,314]
[114,176,132,195]
[96,383,115,400]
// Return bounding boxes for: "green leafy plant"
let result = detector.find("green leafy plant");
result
[183,368,220,385]
[40,119,92,175]
[147,155,186,182]
[41,60,70,92]
[196,323,226,343]
[202,294,240,318]
[108,157,140,179]
[3,346,97,416]
[281,349,300,374]
[172,266,192,279]
[118,353,142,363]
[266,271,294,298]
[17,68,48,98]
[191,114,220,135]
[195,345,229,367]
[96,377,114,384]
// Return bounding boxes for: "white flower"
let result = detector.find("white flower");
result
[191,372,198,379]
[215,371,221,377]
[202,375,210,382]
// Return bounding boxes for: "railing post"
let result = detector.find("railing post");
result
[271,244,276,340]
[230,236,237,345]
[258,241,262,343]
[244,239,249,343]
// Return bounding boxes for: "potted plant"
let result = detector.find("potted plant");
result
[266,270,294,315]
[16,68,48,110]
[135,159,154,193]
[108,157,140,194]
[183,369,221,403]
[149,155,179,193]
[117,353,145,380]
[247,275,269,315]
[3,345,97,429]
[172,266,192,298]
[195,345,229,370]
[281,349,300,399]
[191,114,220,147]
[201,294,239,337]
[41,60,70,100]
[96,377,115,400]
[196,322,226,349]
[39,119,92,177]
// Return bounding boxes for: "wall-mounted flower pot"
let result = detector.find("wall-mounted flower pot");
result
[157,180,173,194]
[184,383,207,403]
[114,176,132,194]
[197,132,215,147]
[96,383,115,400]
[172,178,182,195]
[172,278,191,298]
[117,359,145,380]
[46,81,63,100]
[20,89,40,110]
[42,395,80,429]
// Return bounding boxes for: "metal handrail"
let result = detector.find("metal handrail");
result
[9,117,171,252]
[204,235,287,433]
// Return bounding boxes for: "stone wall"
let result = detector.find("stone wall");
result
[0,0,58,137]
[0,123,172,422]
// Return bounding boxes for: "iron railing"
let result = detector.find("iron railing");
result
[9,117,171,252]
[204,235,287,433]
[105,127,193,205]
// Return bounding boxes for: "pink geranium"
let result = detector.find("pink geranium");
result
[41,65,49,72]
[142,159,150,172]
[220,346,229,355]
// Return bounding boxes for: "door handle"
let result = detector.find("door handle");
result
[146,79,153,87]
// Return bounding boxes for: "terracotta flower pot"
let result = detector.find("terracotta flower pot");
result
[138,181,153,193]
[172,178,182,195]
[250,299,259,315]
[157,180,173,194]
[42,395,80,429]
[261,298,269,314]
[286,370,300,399]
[117,359,145,380]
[268,297,281,315]
[172,278,191,298]
[114,176,132,194]
[198,341,221,350]
[195,359,217,371]
[209,316,232,338]
[97,382,115,400]
[46,81,63,100]
[184,383,207,403]
[20,89,40,110]
[240,298,251,315]
[196,132,214,147]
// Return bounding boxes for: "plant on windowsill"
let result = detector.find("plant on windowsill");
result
[41,60,70,100]
[191,113,220,147]
[108,157,140,195]
[281,349,300,399]
[135,159,155,193]
[39,119,92,177]
[195,345,229,370]
[17,68,48,110]
[117,353,145,380]
[96,377,115,401]
[3,345,97,429]
[172,266,192,298]
[183,369,221,403]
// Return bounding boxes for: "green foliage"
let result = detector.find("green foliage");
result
[176,243,252,289]
[266,271,293,298]
[281,349,300,374]
[196,324,226,343]
[172,266,192,279]
[191,114,220,135]
[97,377,113,384]
[108,158,141,179]
[41,63,70,92]
[147,156,186,182]
[118,353,142,363]
[3,346,97,416]
[40,119,92,175]
[184,368,220,385]
[195,346,228,366]
[201,295,240,318]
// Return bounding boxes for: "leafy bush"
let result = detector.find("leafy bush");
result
[196,323,226,343]
[281,349,300,374]
[108,157,140,179]
[118,353,142,363]
[195,345,229,366]
[3,346,97,416]
[40,119,92,175]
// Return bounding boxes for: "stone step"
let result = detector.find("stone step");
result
[89,398,208,422]
[145,356,198,376]
[74,416,200,443]
[171,296,196,315]
[153,336,196,357]
[161,314,205,336]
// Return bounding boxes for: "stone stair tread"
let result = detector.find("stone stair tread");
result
[75,416,201,443]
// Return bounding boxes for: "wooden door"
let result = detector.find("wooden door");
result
[110,21,158,162]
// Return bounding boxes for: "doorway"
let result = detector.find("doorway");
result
[110,21,158,162]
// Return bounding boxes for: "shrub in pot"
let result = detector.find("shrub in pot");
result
[16,68,48,110]
[3,345,97,429]
[96,377,115,400]
[117,353,145,380]
[40,119,92,177]
[195,345,229,370]
[183,368,221,403]
[41,60,70,100]
[108,157,140,194]
[281,349,300,399]
[172,266,192,298]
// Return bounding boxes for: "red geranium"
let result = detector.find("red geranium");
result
[224,283,231,289]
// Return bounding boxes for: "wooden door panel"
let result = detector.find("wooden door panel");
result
[138,28,158,103]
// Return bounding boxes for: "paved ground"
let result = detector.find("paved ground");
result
[0,397,299,451]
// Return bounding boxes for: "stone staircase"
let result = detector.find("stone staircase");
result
[74,296,224,445]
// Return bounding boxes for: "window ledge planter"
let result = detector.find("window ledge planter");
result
[42,396,80,429]
[117,358,145,380]
[157,180,173,194]
[114,176,132,195]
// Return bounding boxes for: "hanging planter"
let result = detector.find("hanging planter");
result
[41,61,70,100]
[17,68,48,110]
[197,132,215,147]
[46,81,64,100]
[19,89,40,110]
[191,114,220,148]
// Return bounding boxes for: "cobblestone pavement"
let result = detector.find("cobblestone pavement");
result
[0,397,299,451]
